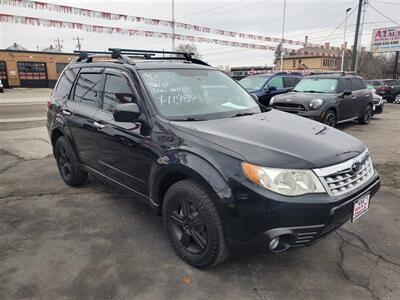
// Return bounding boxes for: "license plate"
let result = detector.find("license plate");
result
[352,193,370,222]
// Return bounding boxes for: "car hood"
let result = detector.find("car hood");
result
[273,92,334,105]
[170,110,365,169]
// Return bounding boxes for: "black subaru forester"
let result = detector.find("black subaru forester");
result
[47,49,380,268]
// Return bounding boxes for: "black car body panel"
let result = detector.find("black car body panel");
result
[47,55,380,254]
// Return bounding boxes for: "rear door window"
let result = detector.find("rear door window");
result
[103,74,137,112]
[267,76,284,89]
[53,68,78,99]
[73,73,103,108]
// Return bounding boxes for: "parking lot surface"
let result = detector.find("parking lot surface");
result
[0,89,400,299]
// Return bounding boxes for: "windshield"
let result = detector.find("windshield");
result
[239,76,270,90]
[139,69,261,120]
[294,78,338,93]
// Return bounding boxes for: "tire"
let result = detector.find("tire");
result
[0,88,4,93]
[54,136,88,186]
[162,179,230,268]
[322,110,337,127]
[394,93,400,104]
[358,104,373,124]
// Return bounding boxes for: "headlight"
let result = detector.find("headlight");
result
[309,99,323,110]
[270,96,275,106]
[242,162,326,196]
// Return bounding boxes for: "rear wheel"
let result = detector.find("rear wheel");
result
[358,105,372,124]
[323,110,337,127]
[163,179,229,268]
[55,137,88,186]
[394,93,400,104]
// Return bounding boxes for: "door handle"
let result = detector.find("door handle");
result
[352,96,357,100]
[62,109,72,116]
[94,121,106,129]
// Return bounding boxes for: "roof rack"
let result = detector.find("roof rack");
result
[307,71,358,76]
[108,48,210,66]
[72,49,139,64]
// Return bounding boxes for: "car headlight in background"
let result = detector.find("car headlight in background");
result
[242,162,326,196]
[270,96,275,106]
[308,99,323,110]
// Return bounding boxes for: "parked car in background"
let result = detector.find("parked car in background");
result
[365,79,400,103]
[239,72,302,106]
[270,74,373,127]
[367,84,384,114]
[0,79,4,93]
[47,49,380,268]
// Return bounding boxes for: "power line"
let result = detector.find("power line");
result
[367,2,400,25]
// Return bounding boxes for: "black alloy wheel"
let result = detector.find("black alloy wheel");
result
[55,137,88,186]
[169,198,208,254]
[323,110,337,127]
[163,179,230,268]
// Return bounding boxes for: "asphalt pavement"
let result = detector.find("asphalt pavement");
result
[0,89,400,299]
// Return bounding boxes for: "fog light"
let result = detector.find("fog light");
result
[269,237,280,250]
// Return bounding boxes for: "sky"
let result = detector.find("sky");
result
[1,0,399,67]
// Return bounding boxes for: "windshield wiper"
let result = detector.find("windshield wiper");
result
[302,90,320,93]
[232,112,256,118]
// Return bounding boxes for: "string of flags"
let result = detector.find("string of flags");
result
[0,0,342,51]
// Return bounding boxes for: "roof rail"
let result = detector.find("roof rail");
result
[108,48,210,66]
[307,71,358,76]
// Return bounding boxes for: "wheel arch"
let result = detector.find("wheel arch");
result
[149,152,232,214]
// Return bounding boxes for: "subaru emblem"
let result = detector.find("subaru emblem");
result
[351,161,361,174]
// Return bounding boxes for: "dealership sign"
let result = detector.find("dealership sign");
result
[371,26,400,52]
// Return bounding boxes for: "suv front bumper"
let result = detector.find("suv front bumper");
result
[225,172,380,252]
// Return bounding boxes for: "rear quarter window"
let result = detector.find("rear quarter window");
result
[351,78,366,91]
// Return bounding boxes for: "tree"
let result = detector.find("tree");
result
[273,42,282,66]
[176,43,202,59]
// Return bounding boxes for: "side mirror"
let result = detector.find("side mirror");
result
[342,90,352,96]
[113,103,141,122]
[251,94,259,101]
[268,86,277,91]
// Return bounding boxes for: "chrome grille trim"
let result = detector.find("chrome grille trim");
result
[313,149,375,197]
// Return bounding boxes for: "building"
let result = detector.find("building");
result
[229,65,273,79]
[282,37,344,72]
[0,49,77,88]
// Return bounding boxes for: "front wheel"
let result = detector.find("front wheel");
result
[162,179,230,268]
[323,110,337,127]
[358,105,372,124]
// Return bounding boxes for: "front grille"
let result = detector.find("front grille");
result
[273,103,306,113]
[314,150,374,197]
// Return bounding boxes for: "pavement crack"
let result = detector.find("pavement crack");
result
[337,228,400,268]
[336,235,380,300]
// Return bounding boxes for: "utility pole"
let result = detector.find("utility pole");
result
[394,51,399,79]
[280,0,286,71]
[352,0,363,71]
[355,1,367,73]
[53,38,63,52]
[172,0,175,51]
[73,36,84,51]
[341,8,351,72]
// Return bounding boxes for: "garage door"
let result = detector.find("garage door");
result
[17,62,48,88]
[0,61,8,88]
